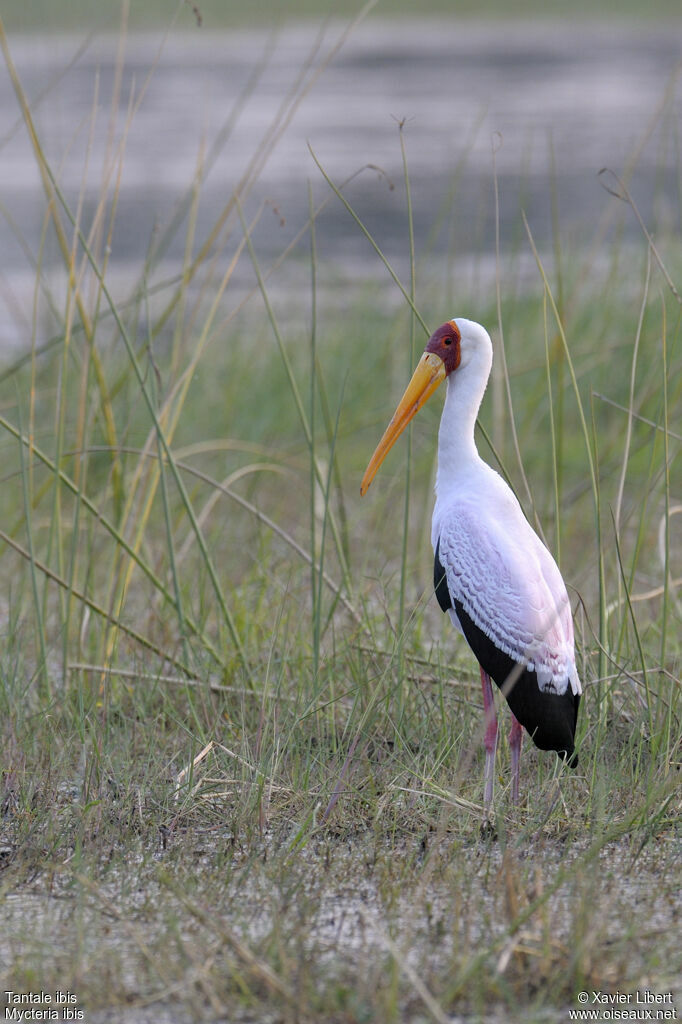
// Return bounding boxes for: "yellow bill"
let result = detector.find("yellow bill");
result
[360,351,446,496]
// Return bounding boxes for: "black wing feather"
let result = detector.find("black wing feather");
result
[434,538,579,765]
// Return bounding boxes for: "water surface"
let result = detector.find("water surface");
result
[0,20,679,344]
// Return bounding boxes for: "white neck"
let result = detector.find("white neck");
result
[435,323,492,494]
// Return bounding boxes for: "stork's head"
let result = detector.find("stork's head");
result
[423,319,462,374]
[360,317,492,495]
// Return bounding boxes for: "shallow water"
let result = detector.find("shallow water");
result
[0,20,680,347]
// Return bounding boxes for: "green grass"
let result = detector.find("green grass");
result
[3,0,682,33]
[0,11,681,1024]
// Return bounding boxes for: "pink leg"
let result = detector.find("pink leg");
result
[509,714,524,805]
[480,668,498,813]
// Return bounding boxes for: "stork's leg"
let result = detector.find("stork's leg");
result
[480,668,498,813]
[509,714,523,805]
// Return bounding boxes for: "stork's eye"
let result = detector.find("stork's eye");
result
[444,336,452,345]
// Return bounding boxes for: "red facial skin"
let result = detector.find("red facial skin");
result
[360,320,462,496]
[425,321,461,375]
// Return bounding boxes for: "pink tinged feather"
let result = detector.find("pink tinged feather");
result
[434,496,581,697]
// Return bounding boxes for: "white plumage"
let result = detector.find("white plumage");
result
[362,316,582,812]
[435,500,580,696]
[431,319,581,699]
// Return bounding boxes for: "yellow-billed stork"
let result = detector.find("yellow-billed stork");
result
[361,318,581,810]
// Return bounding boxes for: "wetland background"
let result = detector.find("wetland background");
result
[0,1,680,1021]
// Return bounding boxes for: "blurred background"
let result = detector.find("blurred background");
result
[0,0,680,351]
[0,6,680,1015]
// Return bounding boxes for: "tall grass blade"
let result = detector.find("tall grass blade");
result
[397,120,417,694]
[235,196,354,605]
[15,391,49,692]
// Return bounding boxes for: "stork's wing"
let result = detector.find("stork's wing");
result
[435,501,581,696]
